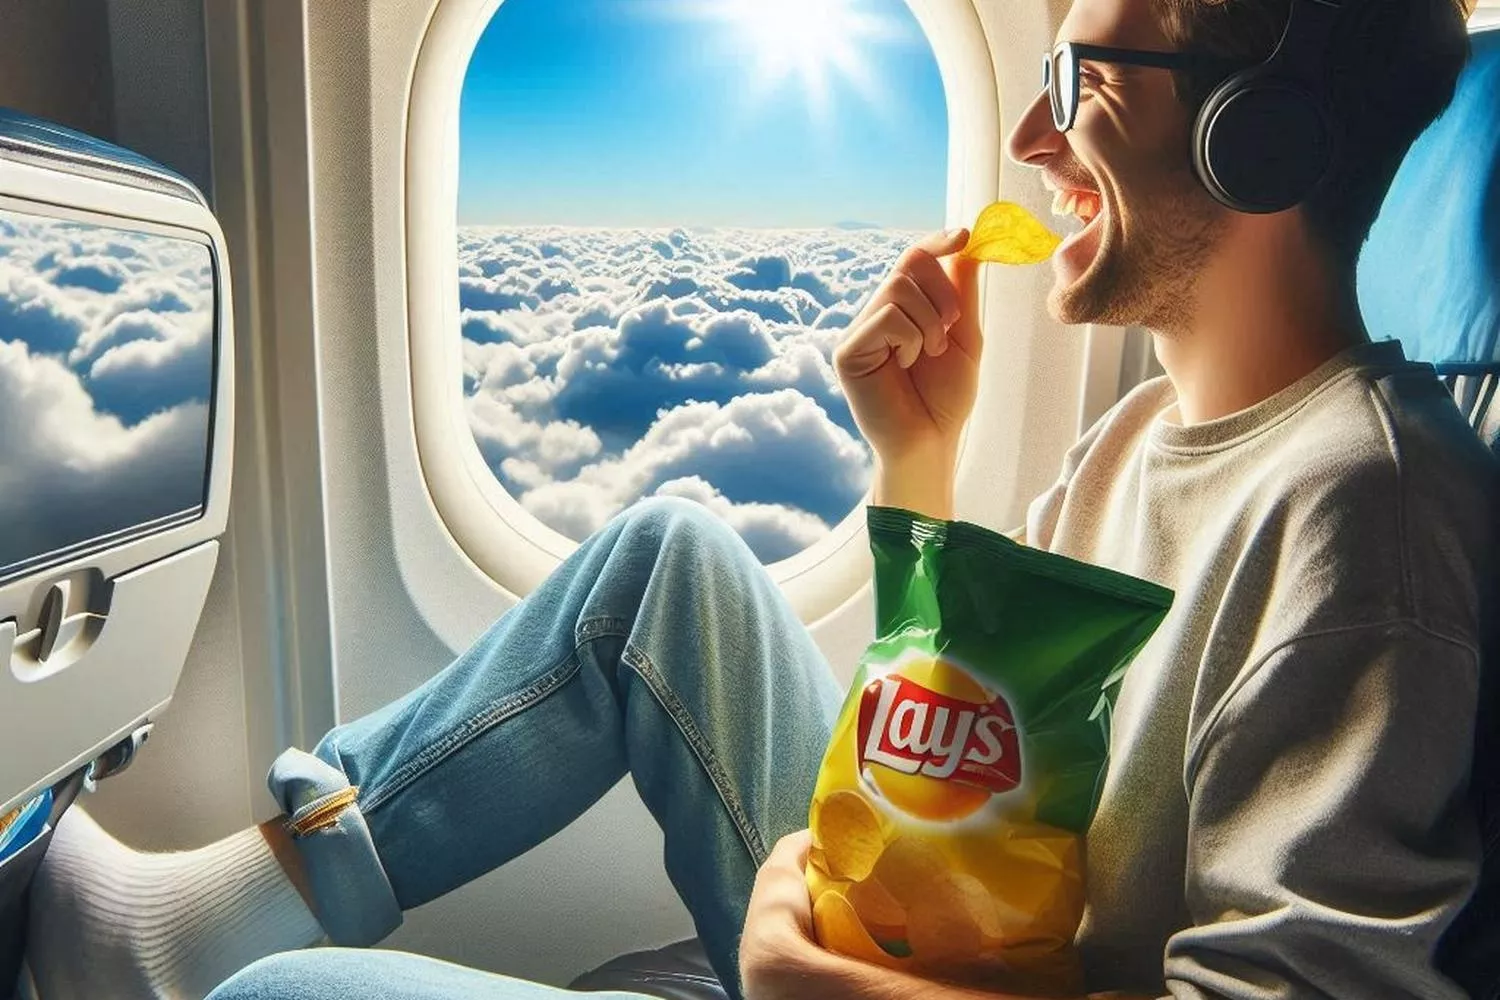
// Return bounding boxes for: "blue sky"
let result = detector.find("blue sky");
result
[458,0,948,229]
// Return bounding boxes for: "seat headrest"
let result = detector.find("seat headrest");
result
[1357,27,1500,369]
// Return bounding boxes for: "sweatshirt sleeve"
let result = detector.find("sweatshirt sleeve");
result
[1162,622,1482,999]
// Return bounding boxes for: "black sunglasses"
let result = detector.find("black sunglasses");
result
[1042,42,1249,132]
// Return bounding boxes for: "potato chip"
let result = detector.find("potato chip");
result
[999,820,1082,867]
[947,872,1004,941]
[846,876,907,941]
[815,789,885,881]
[806,848,841,903]
[960,201,1063,265]
[871,835,948,906]
[989,875,1076,948]
[814,889,905,970]
[907,874,983,963]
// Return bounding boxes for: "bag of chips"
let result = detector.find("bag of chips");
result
[806,507,1173,996]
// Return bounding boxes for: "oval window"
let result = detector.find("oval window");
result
[458,0,947,563]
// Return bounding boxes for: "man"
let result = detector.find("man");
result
[25,0,1492,995]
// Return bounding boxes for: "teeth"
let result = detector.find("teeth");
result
[1074,192,1101,224]
[1050,188,1103,230]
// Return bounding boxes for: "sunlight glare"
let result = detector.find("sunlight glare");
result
[667,0,906,121]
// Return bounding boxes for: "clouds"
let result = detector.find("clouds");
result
[0,211,216,575]
[0,341,209,574]
[459,225,911,562]
[54,257,130,294]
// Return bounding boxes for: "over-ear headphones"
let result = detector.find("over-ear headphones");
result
[1192,0,1352,213]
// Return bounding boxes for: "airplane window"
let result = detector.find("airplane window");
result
[0,208,215,584]
[456,0,947,564]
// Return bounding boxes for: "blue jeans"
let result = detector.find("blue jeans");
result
[207,498,845,1000]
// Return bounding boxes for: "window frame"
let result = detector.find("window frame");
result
[406,0,1001,621]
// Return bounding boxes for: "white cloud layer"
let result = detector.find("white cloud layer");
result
[459,226,914,562]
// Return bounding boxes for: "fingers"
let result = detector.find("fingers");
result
[898,230,967,327]
[753,830,815,924]
[942,250,984,360]
[768,829,814,869]
[945,251,981,322]
[887,273,947,357]
[909,227,971,261]
[833,302,925,378]
[836,227,978,380]
[837,228,969,376]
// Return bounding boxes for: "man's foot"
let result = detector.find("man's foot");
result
[26,806,325,999]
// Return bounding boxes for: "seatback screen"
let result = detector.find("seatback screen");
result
[0,206,216,583]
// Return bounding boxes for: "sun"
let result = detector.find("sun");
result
[663,0,906,121]
[720,0,855,92]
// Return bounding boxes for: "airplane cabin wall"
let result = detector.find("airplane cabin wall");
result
[0,1,113,139]
[957,0,1091,527]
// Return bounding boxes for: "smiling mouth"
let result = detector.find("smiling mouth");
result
[1051,189,1102,232]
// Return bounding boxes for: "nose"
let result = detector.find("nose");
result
[1006,86,1064,168]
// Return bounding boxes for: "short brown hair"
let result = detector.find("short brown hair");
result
[1155,0,1470,271]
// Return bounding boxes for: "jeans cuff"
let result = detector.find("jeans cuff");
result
[267,747,403,946]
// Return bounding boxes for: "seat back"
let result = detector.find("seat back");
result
[0,107,235,992]
[1356,24,1500,999]
[1442,370,1500,453]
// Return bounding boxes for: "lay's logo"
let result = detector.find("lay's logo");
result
[857,674,1021,796]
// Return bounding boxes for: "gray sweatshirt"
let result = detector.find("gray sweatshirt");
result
[1020,340,1497,998]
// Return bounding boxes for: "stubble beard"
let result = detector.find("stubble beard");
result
[1049,168,1228,336]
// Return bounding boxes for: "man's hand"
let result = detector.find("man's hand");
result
[739,831,1152,1000]
[740,831,832,1000]
[833,229,984,476]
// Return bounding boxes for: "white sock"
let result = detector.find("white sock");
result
[25,805,326,1000]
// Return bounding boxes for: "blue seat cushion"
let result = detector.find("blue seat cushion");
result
[1356,27,1500,368]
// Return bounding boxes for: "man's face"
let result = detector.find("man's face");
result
[1007,0,1230,330]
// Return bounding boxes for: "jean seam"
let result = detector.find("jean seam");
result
[620,640,769,868]
[356,652,584,816]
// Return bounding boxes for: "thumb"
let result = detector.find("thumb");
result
[943,250,983,355]
[936,226,970,257]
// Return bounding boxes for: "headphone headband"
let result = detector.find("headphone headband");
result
[1266,0,1344,80]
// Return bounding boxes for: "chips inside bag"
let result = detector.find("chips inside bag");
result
[806,507,1173,996]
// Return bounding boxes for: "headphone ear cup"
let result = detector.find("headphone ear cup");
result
[1193,70,1333,214]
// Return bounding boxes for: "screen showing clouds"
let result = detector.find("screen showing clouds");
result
[460,0,945,562]
[0,209,215,581]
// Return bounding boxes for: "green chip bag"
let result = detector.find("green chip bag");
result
[806,507,1173,996]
